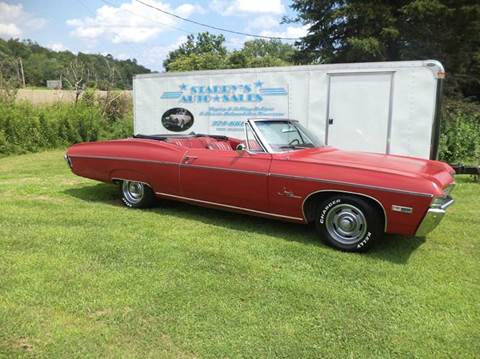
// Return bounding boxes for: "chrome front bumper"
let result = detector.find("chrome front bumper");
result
[415,195,454,237]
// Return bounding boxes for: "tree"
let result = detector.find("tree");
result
[286,0,480,99]
[63,59,90,104]
[0,38,151,89]
[163,32,228,71]
[229,39,296,68]
[163,34,298,72]
[0,57,20,104]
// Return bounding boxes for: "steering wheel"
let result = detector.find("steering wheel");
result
[288,138,300,146]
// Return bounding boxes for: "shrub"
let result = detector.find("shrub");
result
[439,99,480,165]
[0,100,131,156]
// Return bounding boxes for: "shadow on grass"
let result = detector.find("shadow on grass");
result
[64,182,425,264]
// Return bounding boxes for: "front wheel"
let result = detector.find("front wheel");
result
[315,195,384,252]
[120,180,154,208]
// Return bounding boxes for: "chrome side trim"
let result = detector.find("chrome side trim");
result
[154,191,304,222]
[69,154,178,167]
[180,163,267,176]
[301,189,388,231]
[270,173,433,198]
[73,155,433,198]
[392,205,413,214]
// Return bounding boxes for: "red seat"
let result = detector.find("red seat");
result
[208,141,233,151]
[166,137,233,151]
[166,138,189,147]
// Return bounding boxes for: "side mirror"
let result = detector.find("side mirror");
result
[236,143,246,154]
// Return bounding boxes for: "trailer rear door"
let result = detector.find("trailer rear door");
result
[326,72,393,153]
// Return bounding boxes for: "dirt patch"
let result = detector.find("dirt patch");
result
[17,337,33,353]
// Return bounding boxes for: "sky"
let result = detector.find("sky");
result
[0,0,307,71]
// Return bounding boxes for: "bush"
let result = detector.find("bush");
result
[0,100,132,156]
[439,99,480,165]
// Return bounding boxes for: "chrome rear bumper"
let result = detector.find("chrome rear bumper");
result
[415,195,454,237]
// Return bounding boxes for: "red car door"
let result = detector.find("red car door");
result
[179,147,272,212]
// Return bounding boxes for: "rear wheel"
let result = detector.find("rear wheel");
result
[120,180,154,208]
[315,195,383,252]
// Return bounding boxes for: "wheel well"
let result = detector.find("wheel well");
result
[303,191,386,229]
[112,178,153,190]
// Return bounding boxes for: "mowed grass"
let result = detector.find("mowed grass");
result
[0,150,479,358]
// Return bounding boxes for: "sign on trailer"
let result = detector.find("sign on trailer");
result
[133,60,444,159]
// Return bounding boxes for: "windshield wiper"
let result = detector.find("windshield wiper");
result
[279,143,315,150]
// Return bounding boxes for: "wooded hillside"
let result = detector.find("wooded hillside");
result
[0,38,151,90]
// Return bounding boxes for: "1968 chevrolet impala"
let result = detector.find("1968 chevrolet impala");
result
[65,119,455,252]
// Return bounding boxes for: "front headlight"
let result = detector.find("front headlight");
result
[431,196,445,209]
[431,183,455,210]
[443,183,455,196]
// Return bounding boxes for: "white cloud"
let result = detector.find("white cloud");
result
[0,2,46,39]
[140,35,188,69]
[67,0,201,44]
[47,42,69,52]
[115,53,130,60]
[211,0,285,15]
[260,25,309,39]
[0,23,21,38]
[247,15,279,30]
[225,36,248,50]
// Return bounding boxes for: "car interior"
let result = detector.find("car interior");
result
[165,136,240,151]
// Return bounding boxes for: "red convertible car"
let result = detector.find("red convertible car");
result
[65,119,455,252]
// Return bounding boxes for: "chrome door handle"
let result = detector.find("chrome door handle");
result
[183,155,198,164]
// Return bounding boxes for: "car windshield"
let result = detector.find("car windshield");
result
[253,120,324,152]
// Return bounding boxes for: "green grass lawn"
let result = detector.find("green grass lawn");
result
[0,150,479,358]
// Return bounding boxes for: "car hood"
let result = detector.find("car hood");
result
[285,147,454,190]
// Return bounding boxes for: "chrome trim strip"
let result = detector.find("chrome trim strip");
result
[248,119,275,154]
[70,154,178,166]
[392,205,413,214]
[301,189,388,231]
[73,155,432,198]
[154,191,304,222]
[270,173,433,198]
[180,163,267,176]
[244,122,268,153]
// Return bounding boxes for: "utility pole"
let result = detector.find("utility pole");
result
[18,58,25,87]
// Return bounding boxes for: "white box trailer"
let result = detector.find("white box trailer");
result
[133,60,444,159]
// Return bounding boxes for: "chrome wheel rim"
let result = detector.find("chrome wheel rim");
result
[122,181,144,204]
[325,204,367,245]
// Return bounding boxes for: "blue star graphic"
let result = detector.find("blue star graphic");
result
[179,83,187,91]
[254,81,263,88]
